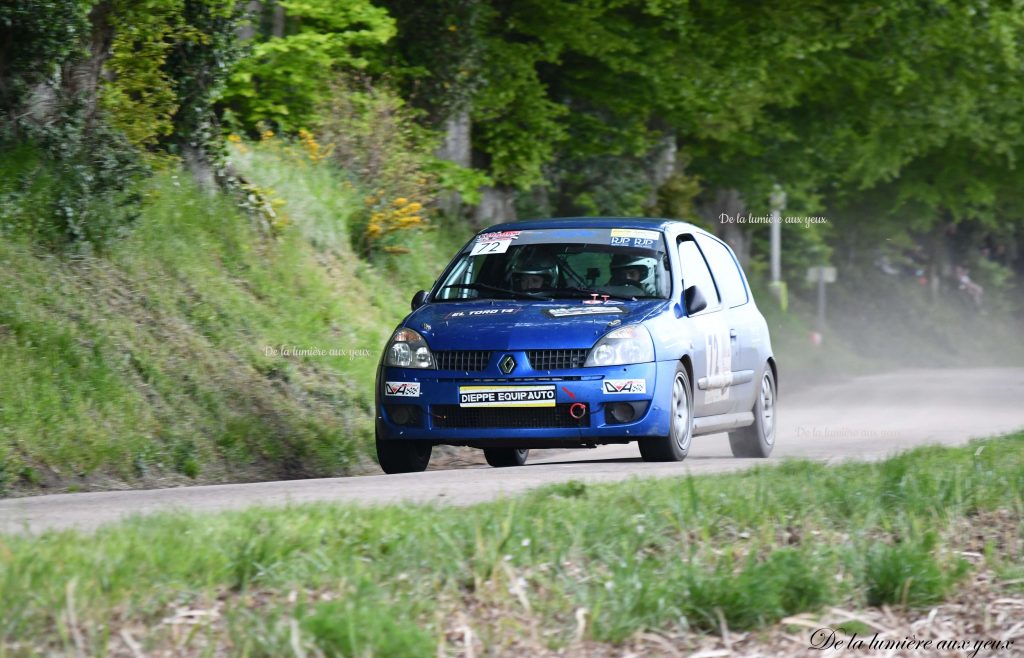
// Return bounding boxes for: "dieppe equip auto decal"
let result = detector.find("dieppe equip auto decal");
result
[546,306,624,317]
[445,308,520,319]
[458,384,556,407]
[470,230,521,256]
[703,324,732,404]
[603,379,646,394]
[609,228,659,249]
[384,382,421,397]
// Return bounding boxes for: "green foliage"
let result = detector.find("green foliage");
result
[471,38,568,188]
[0,111,146,251]
[101,0,186,147]
[649,171,703,221]
[0,0,92,108]
[223,0,395,132]
[425,157,492,206]
[166,0,245,151]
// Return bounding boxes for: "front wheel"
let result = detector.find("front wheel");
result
[483,447,529,467]
[376,437,432,474]
[728,367,776,458]
[639,363,693,462]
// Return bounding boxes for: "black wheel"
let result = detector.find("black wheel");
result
[639,362,693,462]
[728,366,776,458]
[376,437,432,474]
[483,447,529,467]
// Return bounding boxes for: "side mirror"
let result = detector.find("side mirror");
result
[683,285,707,315]
[411,290,429,311]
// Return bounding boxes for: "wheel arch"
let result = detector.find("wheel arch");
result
[679,354,693,387]
[766,356,778,395]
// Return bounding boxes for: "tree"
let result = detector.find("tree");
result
[222,0,395,133]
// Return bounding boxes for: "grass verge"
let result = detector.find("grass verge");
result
[0,140,468,493]
[1,433,1021,656]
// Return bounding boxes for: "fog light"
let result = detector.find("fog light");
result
[390,405,411,425]
[387,404,422,427]
[607,402,636,423]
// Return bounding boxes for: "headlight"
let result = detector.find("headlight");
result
[585,324,654,367]
[385,328,435,368]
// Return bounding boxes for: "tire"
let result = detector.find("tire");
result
[376,437,432,474]
[728,366,776,458]
[639,362,693,462]
[483,447,530,467]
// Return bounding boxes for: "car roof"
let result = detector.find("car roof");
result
[481,216,712,236]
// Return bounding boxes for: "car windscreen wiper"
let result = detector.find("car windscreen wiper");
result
[439,282,553,301]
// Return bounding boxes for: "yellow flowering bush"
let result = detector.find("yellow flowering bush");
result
[317,77,438,257]
[362,196,427,252]
[298,129,332,162]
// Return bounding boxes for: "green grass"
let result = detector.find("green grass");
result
[0,140,469,492]
[1,434,1021,656]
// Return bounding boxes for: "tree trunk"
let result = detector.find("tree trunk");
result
[271,2,286,37]
[183,144,217,194]
[64,0,115,129]
[435,109,471,217]
[473,186,517,226]
[646,133,677,206]
[238,1,263,40]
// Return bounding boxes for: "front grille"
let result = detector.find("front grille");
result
[434,351,492,371]
[526,349,589,370]
[431,404,589,429]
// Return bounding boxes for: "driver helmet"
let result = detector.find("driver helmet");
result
[610,253,658,295]
[510,251,559,291]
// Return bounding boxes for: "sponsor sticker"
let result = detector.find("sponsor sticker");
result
[470,230,521,256]
[445,308,520,320]
[546,306,624,318]
[458,384,556,407]
[384,381,421,397]
[610,228,659,249]
[603,379,646,394]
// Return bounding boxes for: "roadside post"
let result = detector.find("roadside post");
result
[806,265,837,344]
[769,184,787,311]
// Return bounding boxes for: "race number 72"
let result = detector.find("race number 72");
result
[470,239,512,255]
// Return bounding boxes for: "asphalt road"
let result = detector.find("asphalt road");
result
[3,368,1023,535]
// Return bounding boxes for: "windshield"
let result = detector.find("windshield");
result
[435,228,671,301]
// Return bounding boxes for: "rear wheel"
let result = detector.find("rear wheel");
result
[376,437,432,474]
[483,447,530,467]
[639,362,693,462]
[728,367,776,458]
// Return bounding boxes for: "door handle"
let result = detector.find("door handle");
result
[729,328,737,338]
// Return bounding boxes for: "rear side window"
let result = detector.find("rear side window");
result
[677,237,720,311]
[697,235,749,307]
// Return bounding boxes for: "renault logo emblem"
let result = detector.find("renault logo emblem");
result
[499,354,516,374]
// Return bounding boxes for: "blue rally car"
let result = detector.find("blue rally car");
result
[375,218,778,473]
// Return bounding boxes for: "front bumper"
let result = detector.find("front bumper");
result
[376,359,679,446]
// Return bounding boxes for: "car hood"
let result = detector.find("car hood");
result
[406,299,669,351]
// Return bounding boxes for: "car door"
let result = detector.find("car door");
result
[676,235,733,417]
[696,234,757,414]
